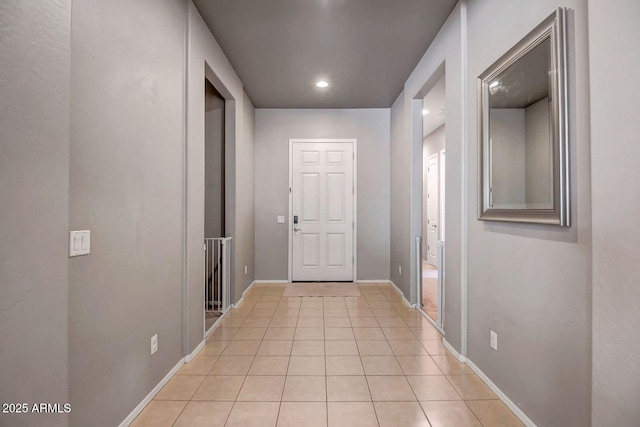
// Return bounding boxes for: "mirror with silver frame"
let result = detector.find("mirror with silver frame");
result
[478,8,569,226]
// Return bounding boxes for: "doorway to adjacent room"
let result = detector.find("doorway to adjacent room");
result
[420,72,446,330]
[204,79,226,332]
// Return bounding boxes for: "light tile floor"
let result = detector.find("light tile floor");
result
[422,261,438,323]
[131,283,524,427]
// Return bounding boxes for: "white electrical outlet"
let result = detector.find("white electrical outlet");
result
[399,266,402,275]
[277,216,285,224]
[151,334,158,355]
[244,265,248,275]
[490,330,498,351]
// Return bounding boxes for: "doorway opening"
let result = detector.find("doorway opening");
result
[288,139,358,283]
[204,79,226,332]
[420,73,446,329]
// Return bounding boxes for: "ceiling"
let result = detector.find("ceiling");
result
[192,0,458,108]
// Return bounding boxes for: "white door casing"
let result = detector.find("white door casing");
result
[289,140,356,282]
[427,154,439,267]
[439,149,446,242]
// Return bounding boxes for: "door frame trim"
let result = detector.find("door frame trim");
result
[288,138,358,283]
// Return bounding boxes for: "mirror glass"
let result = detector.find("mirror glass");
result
[488,38,552,210]
[478,8,570,226]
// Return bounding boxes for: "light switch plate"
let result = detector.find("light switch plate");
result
[69,230,91,257]
[277,216,285,224]
[151,334,158,355]
[490,330,498,351]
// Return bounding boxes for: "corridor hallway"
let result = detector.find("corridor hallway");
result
[132,283,522,427]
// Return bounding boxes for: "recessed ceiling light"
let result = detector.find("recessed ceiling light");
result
[316,80,329,88]
[422,109,430,115]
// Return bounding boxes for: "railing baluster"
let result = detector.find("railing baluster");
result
[204,237,233,315]
[205,240,208,312]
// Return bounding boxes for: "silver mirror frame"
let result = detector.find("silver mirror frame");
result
[478,8,569,226]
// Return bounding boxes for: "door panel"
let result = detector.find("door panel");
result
[292,142,354,281]
[326,173,346,222]
[301,150,320,165]
[326,233,346,268]
[301,233,320,267]
[301,173,320,222]
[326,150,345,165]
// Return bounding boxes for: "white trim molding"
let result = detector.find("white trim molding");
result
[443,338,466,362]
[232,280,259,308]
[459,0,469,359]
[440,337,537,427]
[417,308,445,335]
[466,358,537,427]
[205,307,232,338]
[118,358,185,427]
[253,280,290,284]
[355,279,392,284]
[185,340,205,363]
[388,280,417,308]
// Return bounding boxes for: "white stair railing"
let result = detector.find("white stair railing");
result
[416,236,423,309]
[437,240,445,328]
[204,237,232,314]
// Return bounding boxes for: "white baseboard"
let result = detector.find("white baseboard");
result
[253,280,289,284]
[232,281,257,308]
[118,357,184,427]
[466,358,537,427]
[355,279,390,283]
[388,280,415,308]
[185,340,205,363]
[205,307,231,338]
[416,309,445,335]
[244,281,258,294]
[442,338,466,362]
[440,338,536,427]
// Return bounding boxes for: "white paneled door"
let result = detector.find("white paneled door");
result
[291,141,354,281]
[427,154,439,268]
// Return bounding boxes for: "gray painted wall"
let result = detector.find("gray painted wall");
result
[68,0,186,425]
[237,92,256,295]
[0,2,70,426]
[390,93,410,294]
[589,0,640,425]
[255,109,390,281]
[465,1,592,426]
[399,4,464,351]
[186,1,252,352]
[2,1,255,424]
[422,125,445,257]
[7,1,640,425]
[395,1,593,424]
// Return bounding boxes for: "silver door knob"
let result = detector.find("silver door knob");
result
[293,227,301,232]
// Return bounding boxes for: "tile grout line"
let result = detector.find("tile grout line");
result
[228,285,265,426]
[364,283,383,427]
[324,297,329,427]
[167,398,190,427]
[371,283,428,425]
